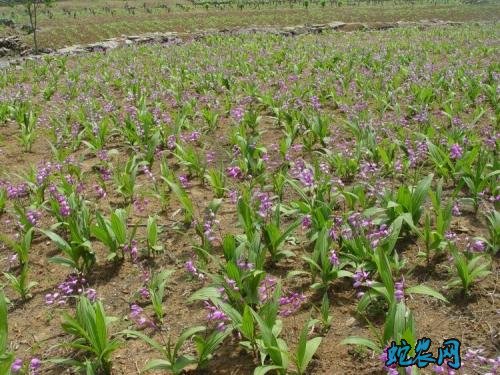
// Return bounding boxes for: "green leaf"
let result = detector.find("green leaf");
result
[174,326,206,357]
[143,359,172,371]
[254,365,284,375]
[300,336,322,374]
[49,255,77,269]
[406,285,448,303]
[188,287,221,302]
[147,216,158,246]
[122,330,165,355]
[40,229,71,253]
[240,305,254,340]
[110,210,127,244]
[341,337,379,352]
[0,290,8,353]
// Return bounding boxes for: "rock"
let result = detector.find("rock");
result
[370,22,396,30]
[0,36,29,57]
[85,40,120,52]
[336,22,366,31]
[346,317,357,326]
[58,44,86,55]
[0,47,12,57]
[328,21,346,30]
[0,59,10,69]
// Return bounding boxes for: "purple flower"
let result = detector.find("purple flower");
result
[450,144,463,160]
[445,231,457,242]
[301,215,312,230]
[130,304,143,318]
[139,287,150,299]
[178,175,190,189]
[123,240,138,262]
[258,276,277,303]
[353,269,371,298]
[134,198,149,212]
[45,273,91,306]
[206,151,215,164]
[228,189,239,204]
[185,259,204,279]
[298,168,314,188]
[204,301,229,331]
[94,184,107,199]
[36,164,51,185]
[237,258,254,271]
[413,110,428,124]
[99,167,112,181]
[329,250,339,266]
[394,278,405,302]
[467,239,486,253]
[230,106,245,122]
[224,277,239,291]
[30,357,42,374]
[11,358,23,373]
[53,193,71,218]
[97,150,109,161]
[130,304,156,329]
[203,210,219,243]
[226,166,242,179]
[188,131,201,142]
[85,288,97,302]
[26,210,42,227]
[185,260,197,274]
[367,224,390,249]
[311,95,321,110]
[253,190,273,218]
[279,292,305,317]
[166,135,176,150]
[7,183,29,199]
[140,166,155,181]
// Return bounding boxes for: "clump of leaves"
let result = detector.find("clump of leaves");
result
[51,296,121,374]
[0,290,14,374]
[447,244,491,294]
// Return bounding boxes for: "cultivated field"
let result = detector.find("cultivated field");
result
[0,0,499,48]
[0,7,499,375]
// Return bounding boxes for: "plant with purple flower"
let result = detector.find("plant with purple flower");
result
[253,189,273,218]
[230,106,245,122]
[29,357,41,375]
[394,277,405,302]
[278,291,306,317]
[301,214,312,230]
[45,273,95,306]
[204,301,230,331]
[11,358,23,374]
[6,182,29,200]
[466,238,486,253]
[185,259,204,280]
[449,143,463,160]
[352,269,372,298]
[226,165,242,179]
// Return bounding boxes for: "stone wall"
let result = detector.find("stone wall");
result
[0,19,470,68]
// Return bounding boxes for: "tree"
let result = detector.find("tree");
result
[0,0,54,53]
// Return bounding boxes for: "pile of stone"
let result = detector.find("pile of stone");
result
[0,36,29,57]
